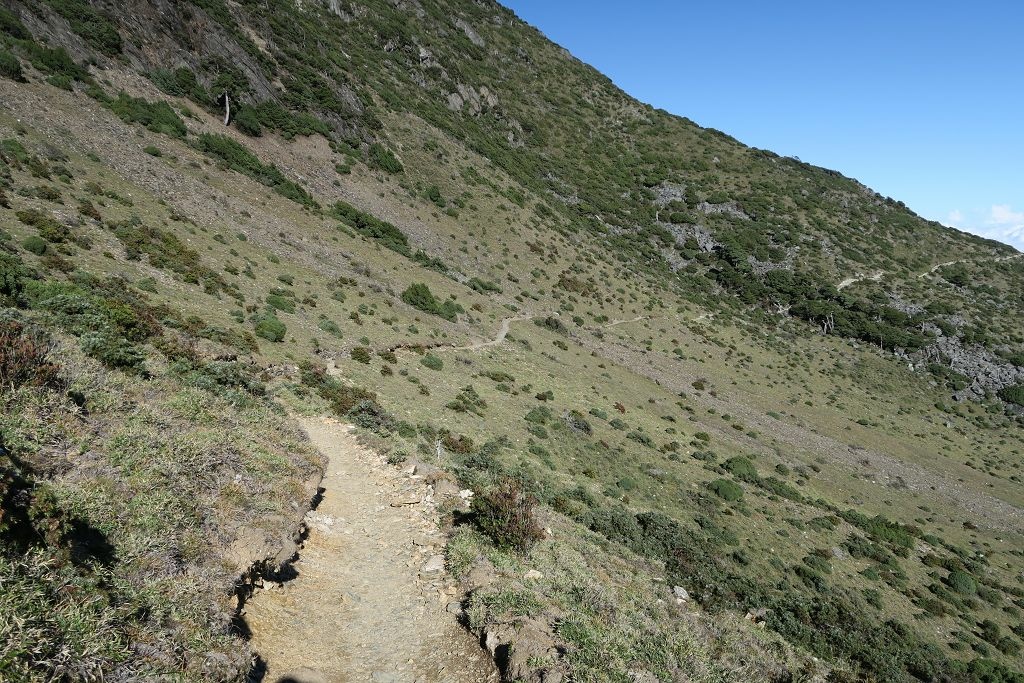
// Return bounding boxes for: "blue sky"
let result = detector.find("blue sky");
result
[502,1,1024,250]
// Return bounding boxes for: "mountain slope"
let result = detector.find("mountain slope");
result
[1,1,1023,681]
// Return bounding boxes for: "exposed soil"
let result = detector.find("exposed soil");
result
[243,417,497,683]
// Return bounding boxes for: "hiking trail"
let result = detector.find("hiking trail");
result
[243,416,497,683]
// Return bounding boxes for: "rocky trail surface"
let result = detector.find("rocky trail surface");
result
[243,417,496,683]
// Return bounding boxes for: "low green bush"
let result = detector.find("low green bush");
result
[0,50,24,81]
[400,283,463,321]
[708,478,743,501]
[22,236,47,255]
[108,94,187,138]
[420,353,443,370]
[253,313,286,342]
[367,143,403,173]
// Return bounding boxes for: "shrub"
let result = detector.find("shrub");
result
[143,146,161,157]
[947,570,978,595]
[79,330,146,373]
[723,456,758,482]
[524,406,552,424]
[347,399,395,433]
[331,201,411,256]
[708,479,743,501]
[108,94,187,138]
[266,294,295,313]
[350,346,372,364]
[22,236,47,256]
[253,314,286,342]
[0,320,59,388]
[0,50,24,82]
[300,363,377,416]
[0,252,27,299]
[472,478,544,553]
[400,283,463,321]
[194,134,317,208]
[997,384,1024,407]
[442,432,475,454]
[367,143,403,173]
[318,318,341,337]
[626,431,655,448]
[44,0,122,55]
[420,353,443,370]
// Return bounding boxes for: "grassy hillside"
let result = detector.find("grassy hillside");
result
[1,1,1023,681]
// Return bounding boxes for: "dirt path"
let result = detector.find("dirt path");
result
[454,315,533,351]
[837,271,883,290]
[917,252,1022,279]
[243,417,497,683]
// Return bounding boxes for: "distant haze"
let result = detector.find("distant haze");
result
[504,1,1024,250]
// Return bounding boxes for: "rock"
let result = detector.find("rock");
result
[432,479,461,500]
[483,628,501,656]
[446,601,462,614]
[672,585,689,602]
[524,569,544,581]
[412,461,442,479]
[422,555,445,573]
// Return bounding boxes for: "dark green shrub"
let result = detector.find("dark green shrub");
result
[79,330,145,373]
[108,94,187,138]
[0,50,24,82]
[524,406,552,424]
[708,478,743,501]
[143,146,161,157]
[234,106,263,136]
[948,570,978,595]
[626,431,654,448]
[0,252,27,299]
[22,236,47,255]
[44,0,122,55]
[266,294,295,313]
[367,143,403,173]
[472,478,544,553]
[420,353,443,370]
[194,134,317,208]
[723,456,758,482]
[0,7,30,39]
[350,346,372,364]
[253,313,286,342]
[400,283,463,321]
[997,384,1024,407]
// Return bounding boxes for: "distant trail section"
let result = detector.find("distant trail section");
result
[454,314,533,351]
[244,417,496,683]
[917,252,1023,279]
[837,271,883,290]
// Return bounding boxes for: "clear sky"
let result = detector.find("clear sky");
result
[501,1,1024,250]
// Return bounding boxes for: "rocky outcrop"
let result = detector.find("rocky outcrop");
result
[914,335,1024,402]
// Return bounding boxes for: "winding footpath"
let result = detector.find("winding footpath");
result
[244,417,496,683]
